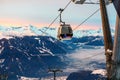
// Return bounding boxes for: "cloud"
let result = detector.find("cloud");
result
[64,48,106,72]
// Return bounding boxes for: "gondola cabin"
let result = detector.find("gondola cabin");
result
[57,24,73,40]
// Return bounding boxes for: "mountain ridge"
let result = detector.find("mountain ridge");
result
[0,25,109,79]
[0,25,115,39]
[0,36,71,79]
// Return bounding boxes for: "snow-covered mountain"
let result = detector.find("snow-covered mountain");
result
[0,25,114,47]
[0,25,111,79]
[73,28,115,37]
[39,26,115,38]
[0,25,57,39]
[0,36,72,79]
[0,25,115,39]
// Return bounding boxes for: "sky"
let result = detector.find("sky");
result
[0,0,117,30]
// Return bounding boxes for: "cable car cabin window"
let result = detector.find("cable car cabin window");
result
[57,24,73,40]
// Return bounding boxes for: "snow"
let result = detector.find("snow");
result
[92,69,107,76]
[41,76,67,80]
[20,77,39,80]
[20,76,67,80]
[37,47,54,56]
[0,47,4,54]
[0,26,36,39]
[48,38,55,43]
[34,37,40,40]
[73,29,102,37]
[92,37,101,42]
[0,32,13,39]
[0,25,115,39]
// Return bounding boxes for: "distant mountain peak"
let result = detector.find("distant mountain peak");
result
[0,25,115,39]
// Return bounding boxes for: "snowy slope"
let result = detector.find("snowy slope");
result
[0,36,72,79]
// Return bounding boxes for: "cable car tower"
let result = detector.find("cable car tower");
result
[72,0,113,80]
[57,8,73,40]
